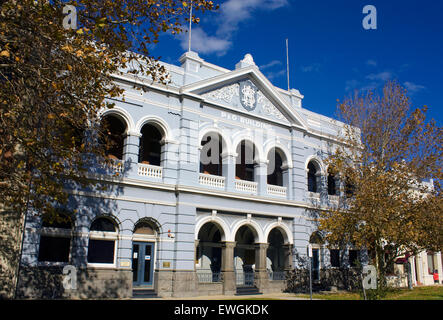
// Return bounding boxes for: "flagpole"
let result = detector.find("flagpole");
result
[286,38,290,91]
[188,2,193,52]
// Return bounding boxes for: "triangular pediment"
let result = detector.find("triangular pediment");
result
[181,66,307,130]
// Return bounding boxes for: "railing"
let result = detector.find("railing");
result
[268,271,286,281]
[235,272,255,286]
[267,185,287,197]
[108,159,124,175]
[199,173,225,189]
[196,272,222,283]
[138,163,163,179]
[235,180,258,194]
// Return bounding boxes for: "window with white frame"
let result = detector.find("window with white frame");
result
[87,217,118,265]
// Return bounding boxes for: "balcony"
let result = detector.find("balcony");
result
[267,185,287,197]
[235,179,258,194]
[137,163,163,179]
[106,159,124,175]
[199,173,225,189]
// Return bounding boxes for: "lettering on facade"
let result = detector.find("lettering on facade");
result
[220,111,270,130]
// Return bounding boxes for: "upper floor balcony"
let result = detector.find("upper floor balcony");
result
[97,113,345,206]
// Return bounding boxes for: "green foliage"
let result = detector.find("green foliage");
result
[319,81,443,287]
[0,0,217,220]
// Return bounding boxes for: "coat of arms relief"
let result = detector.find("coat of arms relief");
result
[201,80,285,121]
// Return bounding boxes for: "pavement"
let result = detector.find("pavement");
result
[133,292,314,300]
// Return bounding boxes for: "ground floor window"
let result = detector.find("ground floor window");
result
[38,236,71,263]
[349,250,360,268]
[38,214,73,263]
[87,217,118,265]
[330,249,340,268]
[87,239,116,264]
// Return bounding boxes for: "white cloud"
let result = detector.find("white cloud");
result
[180,27,231,55]
[345,79,360,92]
[177,0,289,56]
[404,81,426,94]
[265,69,286,80]
[259,60,282,70]
[366,59,377,67]
[217,0,289,36]
[366,71,393,82]
[300,63,321,73]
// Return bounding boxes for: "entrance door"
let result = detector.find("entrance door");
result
[132,242,155,287]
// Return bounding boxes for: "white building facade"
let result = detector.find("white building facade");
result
[16,51,441,299]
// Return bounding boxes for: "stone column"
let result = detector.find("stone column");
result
[161,139,179,184]
[254,160,268,196]
[254,243,269,291]
[222,152,236,192]
[221,241,236,295]
[282,165,293,200]
[123,132,141,177]
[283,244,294,272]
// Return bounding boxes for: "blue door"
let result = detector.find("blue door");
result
[132,242,155,286]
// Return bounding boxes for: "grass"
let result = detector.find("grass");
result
[293,285,443,300]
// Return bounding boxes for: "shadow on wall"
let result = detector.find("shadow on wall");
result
[16,267,132,299]
[284,248,362,294]
[11,159,134,299]
[0,211,23,299]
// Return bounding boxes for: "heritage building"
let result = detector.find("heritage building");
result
[16,51,442,298]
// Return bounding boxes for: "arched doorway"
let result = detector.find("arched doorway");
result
[234,225,258,287]
[267,229,285,273]
[132,219,159,288]
[196,222,224,282]
[309,231,324,281]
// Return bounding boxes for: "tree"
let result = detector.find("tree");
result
[319,81,443,294]
[0,0,216,298]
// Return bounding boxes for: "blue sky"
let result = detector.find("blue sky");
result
[150,0,443,124]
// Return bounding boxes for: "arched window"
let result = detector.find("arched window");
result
[307,161,319,193]
[87,217,118,265]
[101,115,127,160]
[327,169,337,196]
[134,221,156,236]
[236,141,256,182]
[267,148,285,186]
[345,176,355,198]
[200,133,223,176]
[139,124,163,166]
[38,214,73,263]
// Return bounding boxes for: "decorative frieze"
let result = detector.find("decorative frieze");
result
[202,81,286,122]
[201,83,239,104]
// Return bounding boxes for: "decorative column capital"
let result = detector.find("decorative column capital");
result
[125,131,142,138]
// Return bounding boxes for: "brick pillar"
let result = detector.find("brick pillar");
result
[283,244,294,272]
[221,241,236,295]
[255,243,269,291]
